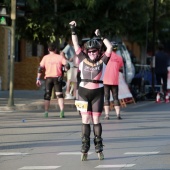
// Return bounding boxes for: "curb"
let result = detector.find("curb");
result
[0,99,77,112]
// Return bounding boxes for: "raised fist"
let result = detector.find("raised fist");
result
[95,29,101,36]
[69,21,77,27]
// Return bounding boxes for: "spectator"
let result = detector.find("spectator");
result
[155,44,169,99]
[70,55,79,99]
[61,38,75,99]
[103,42,124,120]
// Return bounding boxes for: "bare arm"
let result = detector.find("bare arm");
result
[95,29,112,55]
[103,38,112,54]
[36,70,42,87]
[69,21,80,52]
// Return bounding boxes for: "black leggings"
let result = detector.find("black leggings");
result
[156,73,168,93]
[104,85,120,106]
[44,77,63,100]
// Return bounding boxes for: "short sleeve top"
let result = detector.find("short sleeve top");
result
[103,51,124,85]
[40,53,67,78]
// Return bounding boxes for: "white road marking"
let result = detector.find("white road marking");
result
[124,152,159,155]
[95,164,136,168]
[0,152,28,156]
[19,166,60,169]
[57,152,93,155]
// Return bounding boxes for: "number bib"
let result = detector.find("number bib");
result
[75,100,88,112]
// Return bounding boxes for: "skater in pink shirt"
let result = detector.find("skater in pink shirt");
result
[103,42,124,120]
[36,42,70,118]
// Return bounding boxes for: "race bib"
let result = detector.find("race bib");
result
[75,100,88,112]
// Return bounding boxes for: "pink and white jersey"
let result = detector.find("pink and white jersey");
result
[103,51,123,85]
[40,53,67,78]
[76,48,110,89]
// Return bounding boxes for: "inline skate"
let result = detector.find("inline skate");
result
[81,136,90,161]
[94,136,104,160]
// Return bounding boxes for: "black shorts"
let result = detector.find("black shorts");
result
[45,77,63,93]
[78,86,104,112]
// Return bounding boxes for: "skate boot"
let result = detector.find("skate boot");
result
[60,110,65,118]
[94,136,104,160]
[81,136,90,161]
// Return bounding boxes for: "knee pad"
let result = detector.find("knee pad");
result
[56,94,64,98]
[114,100,120,106]
[44,92,51,100]
[38,66,43,73]
[104,100,110,106]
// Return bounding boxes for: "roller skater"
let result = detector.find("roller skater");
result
[69,20,112,161]
[36,43,69,118]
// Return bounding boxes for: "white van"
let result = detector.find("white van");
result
[81,38,135,84]
[116,42,135,84]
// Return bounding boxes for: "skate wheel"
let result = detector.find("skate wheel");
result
[98,152,104,160]
[81,153,88,161]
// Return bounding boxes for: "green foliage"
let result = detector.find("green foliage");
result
[2,0,170,47]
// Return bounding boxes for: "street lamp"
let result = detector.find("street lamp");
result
[1,0,25,106]
[8,0,16,107]
[151,0,157,97]
[0,2,15,106]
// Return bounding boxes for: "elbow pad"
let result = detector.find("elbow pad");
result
[38,66,43,73]
[62,63,70,72]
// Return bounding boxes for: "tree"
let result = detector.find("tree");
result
[2,0,170,55]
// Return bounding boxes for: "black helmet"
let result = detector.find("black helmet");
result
[84,39,101,50]
[111,41,118,51]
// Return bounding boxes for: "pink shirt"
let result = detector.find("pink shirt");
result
[40,53,67,78]
[103,52,123,85]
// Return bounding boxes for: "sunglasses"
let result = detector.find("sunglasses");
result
[87,50,98,54]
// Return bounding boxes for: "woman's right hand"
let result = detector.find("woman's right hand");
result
[69,21,76,27]
[95,29,101,36]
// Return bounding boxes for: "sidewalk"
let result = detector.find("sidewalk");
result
[0,90,76,111]
[1,90,152,112]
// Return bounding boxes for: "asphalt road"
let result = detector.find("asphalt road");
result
[0,101,170,170]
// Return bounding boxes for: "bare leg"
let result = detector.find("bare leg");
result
[92,114,100,124]
[81,112,91,124]
[70,82,74,95]
[44,100,50,117]
[104,106,110,119]
[65,79,74,99]
[66,79,71,94]
[73,82,77,99]
[56,92,65,118]
[44,100,50,112]
[114,106,121,119]
[58,98,64,111]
